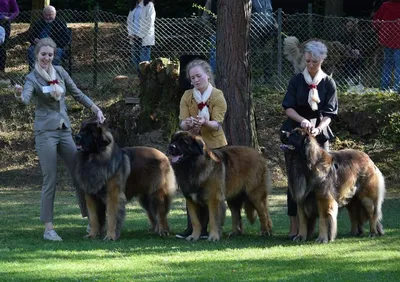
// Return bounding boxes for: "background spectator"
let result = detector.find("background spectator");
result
[0,0,19,84]
[373,0,400,92]
[127,0,156,77]
[27,5,70,70]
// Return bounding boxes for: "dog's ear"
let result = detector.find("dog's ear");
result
[302,133,320,169]
[95,126,112,149]
[194,136,205,155]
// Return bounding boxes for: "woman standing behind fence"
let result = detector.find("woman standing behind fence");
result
[127,0,156,78]
[14,38,106,241]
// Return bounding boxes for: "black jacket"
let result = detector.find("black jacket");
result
[28,18,70,49]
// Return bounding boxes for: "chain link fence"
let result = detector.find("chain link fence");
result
[3,8,390,92]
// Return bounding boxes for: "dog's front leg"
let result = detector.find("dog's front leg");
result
[316,196,338,243]
[207,197,222,242]
[186,199,201,241]
[104,176,124,241]
[293,202,308,242]
[85,194,100,239]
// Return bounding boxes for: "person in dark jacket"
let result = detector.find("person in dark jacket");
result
[27,5,70,70]
[280,40,338,239]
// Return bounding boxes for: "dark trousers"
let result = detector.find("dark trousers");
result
[184,205,209,234]
[286,140,329,216]
[0,20,10,72]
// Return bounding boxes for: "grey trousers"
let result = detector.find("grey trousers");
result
[35,129,88,223]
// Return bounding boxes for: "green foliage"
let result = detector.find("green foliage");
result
[336,91,400,144]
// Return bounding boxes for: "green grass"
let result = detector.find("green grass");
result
[0,187,399,282]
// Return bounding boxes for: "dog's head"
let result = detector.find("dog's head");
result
[75,118,113,154]
[168,131,206,164]
[280,127,310,153]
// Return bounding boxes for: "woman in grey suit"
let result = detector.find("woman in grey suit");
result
[15,37,105,241]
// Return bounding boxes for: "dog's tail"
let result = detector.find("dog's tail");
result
[375,165,385,231]
[283,36,303,73]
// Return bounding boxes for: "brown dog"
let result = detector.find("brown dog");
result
[281,128,385,243]
[168,131,272,241]
[75,120,176,240]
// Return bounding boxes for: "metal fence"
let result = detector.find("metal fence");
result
[3,8,390,92]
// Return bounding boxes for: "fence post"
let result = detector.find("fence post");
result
[277,8,282,84]
[308,3,313,38]
[93,4,99,87]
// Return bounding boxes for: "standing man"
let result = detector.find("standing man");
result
[373,0,400,92]
[0,0,19,84]
[27,6,70,70]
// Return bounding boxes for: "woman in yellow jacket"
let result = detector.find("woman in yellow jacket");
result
[176,59,228,239]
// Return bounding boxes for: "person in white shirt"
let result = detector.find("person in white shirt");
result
[127,0,156,77]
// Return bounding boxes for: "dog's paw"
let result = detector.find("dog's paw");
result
[368,232,380,238]
[260,230,272,236]
[227,231,242,238]
[207,232,220,242]
[186,234,200,241]
[158,229,170,237]
[103,232,118,241]
[293,234,307,242]
[84,233,99,239]
[315,236,329,243]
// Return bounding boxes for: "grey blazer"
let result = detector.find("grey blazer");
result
[21,66,94,131]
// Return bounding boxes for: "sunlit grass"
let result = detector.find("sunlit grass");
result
[0,187,399,281]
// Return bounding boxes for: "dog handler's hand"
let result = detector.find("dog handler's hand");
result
[196,116,206,126]
[300,119,312,131]
[14,84,23,102]
[91,104,106,124]
[311,127,321,137]
[97,110,106,124]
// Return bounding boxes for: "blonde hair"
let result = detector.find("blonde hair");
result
[186,59,215,86]
[34,37,57,60]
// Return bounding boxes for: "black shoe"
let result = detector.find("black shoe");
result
[200,231,209,239]
[175,228,192,239]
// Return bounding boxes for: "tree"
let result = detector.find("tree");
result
[324,0,344,16]
[216,0,258,148]
[32,0,50,10]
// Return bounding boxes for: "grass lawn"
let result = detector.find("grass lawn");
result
[0,186,399,282]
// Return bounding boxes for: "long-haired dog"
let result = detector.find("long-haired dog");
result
[75,120,176,240]
[168,131,272,242]
[281,128,385,243]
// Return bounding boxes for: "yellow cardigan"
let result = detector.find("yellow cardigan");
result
[179,88,228,149]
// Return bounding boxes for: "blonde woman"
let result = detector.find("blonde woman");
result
[176,59,228,239]
[14,38,105,241]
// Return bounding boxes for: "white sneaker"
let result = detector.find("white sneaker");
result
[43,229,63,241]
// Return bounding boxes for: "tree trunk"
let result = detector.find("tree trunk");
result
[324,0,343,16]
[31,0,50,22]
[216,0,258,148]
[32,0,50,10]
